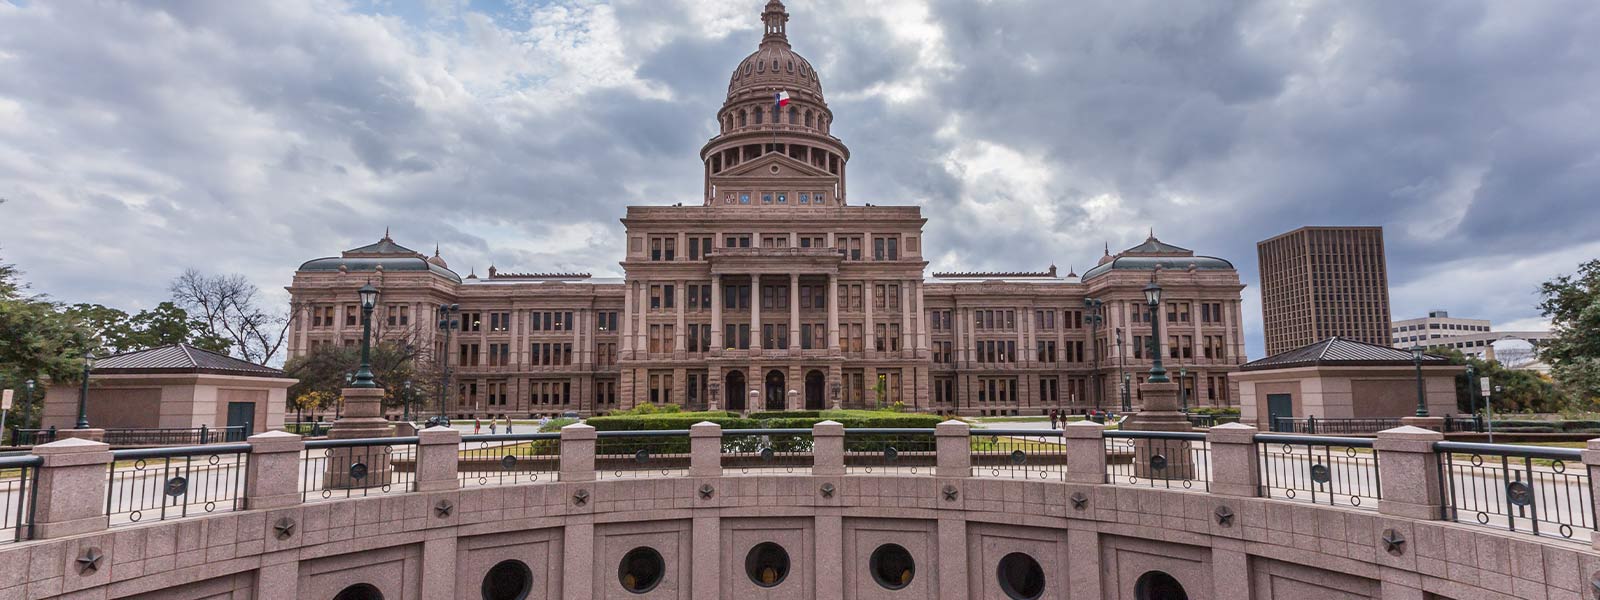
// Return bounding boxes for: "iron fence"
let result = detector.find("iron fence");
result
[0,455,40,543]
[721,429,814,474]
[1437,441,1597,541]
[301,438,419,501]
[1271,416,1482,434]
[106,443,250,525]
[843,428,936,476]
[1104,431,1211,491]
[1256,433,1380,509]
[459,433,561,487]
[7,428,55,446]
[102,426,247,446]
[970,430,1067,481]
[595,430,690,479]
[285,422,332,437]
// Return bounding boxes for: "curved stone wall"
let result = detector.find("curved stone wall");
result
[6,472,1592,599]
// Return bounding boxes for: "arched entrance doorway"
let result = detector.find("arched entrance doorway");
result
[804,370,825,410]
[1134,571,1187,600]
[765,370,786,411]
[725,371,746,412]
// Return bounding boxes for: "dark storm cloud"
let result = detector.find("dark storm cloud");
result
[2,0,1597,358]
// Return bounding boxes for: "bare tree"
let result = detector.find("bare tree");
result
[169,269,294,365]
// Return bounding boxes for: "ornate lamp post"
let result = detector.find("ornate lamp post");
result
[1116,329,1127,411]
[75,352,95,429]
[22,379,34,430]
[1142,280,1168,383]
[1083,297,1104,411]
[352,283,380,388]
[1178,367,1188,412]
[402,380,413,422]
[436,303,461,423]
[829,381,841,410]
[1410,346,1428,417]
[1121,372,1131,412]
[708,380,721,411]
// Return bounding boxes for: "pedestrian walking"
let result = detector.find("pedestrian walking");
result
[474,418,481,434]
[1050,410,1059,430]
[490,420,497,434]
[506,419,514,434]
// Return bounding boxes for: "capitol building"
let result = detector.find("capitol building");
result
[285,0,1247,419]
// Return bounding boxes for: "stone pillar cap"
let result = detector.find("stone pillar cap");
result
[33,436,110,453]
[1376,425,1445,440]
[247,430,304,451]
[33,437,112,467]
[418,425,462,444]
[690,421,723,437]
[560,422,597,439]
[935,420,970,434]
[1206,421,1258,442]
[812,420,845,435]
[1061,420,1105,438]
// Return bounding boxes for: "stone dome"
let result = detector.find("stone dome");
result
[727,1,822,100]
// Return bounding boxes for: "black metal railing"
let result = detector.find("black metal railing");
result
[285,422,332,437]
[106,443,250,525]
[7,428,56,446]
[301,437,419,501]
[0,455,40,543]
[1271,416,1483,434]
[1436,441,1597,541]
[844,428,936,476]
[459,433,561,487]
[102,426,247,446]
[722,429,814,474]
[1104,431,1211,491]
[970,430,1067,481]
[595,430,690,478]
[1256,434,1380,509]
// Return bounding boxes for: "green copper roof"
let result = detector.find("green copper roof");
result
[298,256,462,282]
[1080,255,1234,279]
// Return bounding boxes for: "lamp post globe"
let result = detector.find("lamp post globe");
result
[1142,279,1168,383]
[350,283,380,389]
[75,352,95,429]
[23,379,35,430]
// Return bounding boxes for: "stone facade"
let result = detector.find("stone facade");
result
[285,0,1248,418]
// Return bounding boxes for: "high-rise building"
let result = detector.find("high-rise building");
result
[284,1,1250,417]
[1257,226,1391,356]
[1391,310,1553,364]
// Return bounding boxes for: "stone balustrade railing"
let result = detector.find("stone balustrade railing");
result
[6,420,1598,552]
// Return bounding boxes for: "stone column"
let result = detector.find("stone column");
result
[31,438,111,539]
[1063,420,1106,484]
[750,274,762,352]
[827,275,841,351]
[864,279,875,356]
[675,281,687,356]
[789,272,801,351]
[952,305,965,366]
[415,425,462,492]
[562,522,595,599]
[621,280,635,357]
[812,420,845,476]
[1375,426,1444,520]
[710,274,724,353]
[900,281,912,356]
[245,430,304,510]
[1122,381,1195,480]
[935,419,970,478]
[1206,423,1260,497]
[559,422,597,482]
[916,282,929,354]
[635,282,649,356]
[689,421,722,478]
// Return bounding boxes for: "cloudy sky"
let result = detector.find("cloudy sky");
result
[2,0,1597,360]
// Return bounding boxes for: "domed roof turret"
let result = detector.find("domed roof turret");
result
[427,244,449,269]
[727,1,822,101]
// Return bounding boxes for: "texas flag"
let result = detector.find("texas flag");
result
[775,90,791,111]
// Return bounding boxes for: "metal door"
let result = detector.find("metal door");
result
[226,402,256,439]
[1266,394,1293,432]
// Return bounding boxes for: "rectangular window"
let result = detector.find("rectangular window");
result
[462,312,482,332]
[872,236,899,260]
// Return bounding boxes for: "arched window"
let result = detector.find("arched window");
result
[755,107,764,125]
[1134,571,1188,600]
[804,110,813,128]
[333,584,384,600]
[738,110,747,127]
[789,106,798,124]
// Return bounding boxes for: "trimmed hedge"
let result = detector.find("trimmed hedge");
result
[749,410,821,419]
[585,409,943,454]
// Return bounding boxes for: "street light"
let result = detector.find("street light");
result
[1142,279,1168,384]
[1179,367,1188,412]
[1410,346,1428,417]
[350,283,380,389]
[436,303,461,422]
[22,379,35,430]
[1083,297,1105,411]
[402,380,413,422]
[1115,328,1126,411]
[829,381,841,410]
[1121,372,1132,412]
[75,352,95,429]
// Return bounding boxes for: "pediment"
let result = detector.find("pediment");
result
[720,153,834,179]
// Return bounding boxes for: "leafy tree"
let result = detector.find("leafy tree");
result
[1428,346,1569,414]
[283,331,437,415]
[62,302,230,355]
[1539,260,1600,404]
[0,254,94,384]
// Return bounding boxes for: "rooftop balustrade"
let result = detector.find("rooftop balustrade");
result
[2,421,1597,552]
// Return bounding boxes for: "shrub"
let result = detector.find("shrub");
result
[750,410,820,420]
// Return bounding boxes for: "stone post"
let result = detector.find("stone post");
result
[245,430,304,510]
[812,420,845,477]
[560,422,597,482]
[689,421,722,478]
[31,437,112,539]
[1123,381,1196,480]
[1399,415,1445,432]
[1206,423,1260,497]
[1582,438,1600,551]
[1375,426,1445,520]
[324,386,396,489]
[935,419,970,478]
[1063,420,1106,484]
[415,426,462,492]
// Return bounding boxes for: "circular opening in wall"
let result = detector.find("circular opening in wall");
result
[618,547,665,594]
[1134,571,1188,600]
[996,552,1045,600]
[870,543,916,590]
[333,583,384,600]
[481,559,533,600]
[744,542,791,588]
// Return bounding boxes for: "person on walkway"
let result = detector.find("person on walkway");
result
[506,419,514,434]
[474,418,481,434]
[490,420,497,434]
[1049,410,1059,430]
